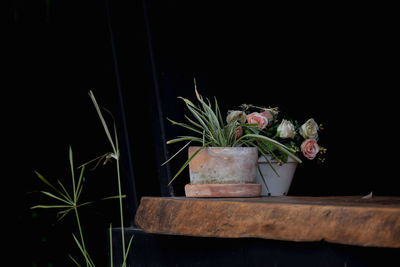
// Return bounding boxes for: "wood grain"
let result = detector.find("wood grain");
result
[135,196,400,248]
[185,184,261,197]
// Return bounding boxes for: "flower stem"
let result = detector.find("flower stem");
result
[74,206,92,267]
[116,158,126,259]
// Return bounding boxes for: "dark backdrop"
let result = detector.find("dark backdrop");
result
[9,0,396,265]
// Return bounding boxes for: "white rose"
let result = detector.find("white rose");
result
[299,118,319,139]
[277,119,296,139]
[226,110,246,124]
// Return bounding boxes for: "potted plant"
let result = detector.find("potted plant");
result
[163,86,302,197]
[238,104,327,196]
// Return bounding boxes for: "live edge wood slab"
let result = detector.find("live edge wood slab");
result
[134,196,400,248]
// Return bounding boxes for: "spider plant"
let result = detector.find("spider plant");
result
[164,85,302,186]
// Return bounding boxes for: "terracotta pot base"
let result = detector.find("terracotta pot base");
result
[185,184,262,198]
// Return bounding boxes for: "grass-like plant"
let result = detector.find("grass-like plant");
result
[32,91,133,267]
[32,148,95,266]
[164,83,302,186]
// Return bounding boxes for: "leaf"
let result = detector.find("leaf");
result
[166,136,203,144]
[69,146,77,202]
[78,153,108,170]
[238,134,302,163]
[89,90,117,154]
[184,115,203,130]
[34,171,57,191]
[161,140,192,166]
[101,195,126,200]
[109,224,113,267]
[72,233,94,267]
[57,208,74,221]
[184,101,211,134]
[214,96,225,127]
[34,171,68,199]
[113,118,119,154]
[168,143,210,186]
[40,191,73,205]
[31,205,72,209]
[257,165,270,194]
[68,254,82,267]
[257,147,280,177]
[76,166,86,201]
[122,235,134,267]
[57,179,72,202]
[76,201,94,208]
[167,118,203,135]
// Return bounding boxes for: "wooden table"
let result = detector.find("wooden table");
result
[135,196,400,248]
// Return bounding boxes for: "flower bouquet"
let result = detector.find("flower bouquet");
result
[228,104,327,195]
[236,104,327,164]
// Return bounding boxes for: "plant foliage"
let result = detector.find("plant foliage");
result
[164,84,301,185]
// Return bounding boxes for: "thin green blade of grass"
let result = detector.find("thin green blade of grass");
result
[68,254,82,267]
[69,146,77,203]
[57,208,73,221]
[113,119,119,154]
[34,171,67,198]
[101,195,126,200]
[78,153,108,170]
[89,90,117,154]
[31,204,72,209]
[121,235,134,267]
[57,180,73,202]
[75,166,85,200]
[109,224,113,267]
[112,115,126,259]
[161,140,192,166]
[72,233,94,267]
[40,191,73,205]
[76,201,94,208]
[76,177,85,202]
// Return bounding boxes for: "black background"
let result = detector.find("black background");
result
[8,0,397,266]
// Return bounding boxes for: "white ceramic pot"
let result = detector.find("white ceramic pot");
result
[256,156,298,196]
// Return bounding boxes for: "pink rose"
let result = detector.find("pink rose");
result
[234,127,243,139]
[260,110,273,126]
[246,112,268,129]
[301,139,320,160]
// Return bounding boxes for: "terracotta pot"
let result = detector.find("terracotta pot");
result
[185,147,261,197]
[188,146,258,184]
